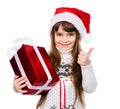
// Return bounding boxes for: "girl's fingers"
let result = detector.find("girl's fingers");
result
[87,47,94,56]
[13,76,28,93]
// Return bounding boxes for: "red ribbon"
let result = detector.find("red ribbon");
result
[63,80,66,108]
[60,80,62,109]
[60,80,67,109]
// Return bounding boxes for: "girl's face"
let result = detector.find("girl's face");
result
[55,25,76,51]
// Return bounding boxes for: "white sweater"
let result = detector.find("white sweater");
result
[39,50,97,109]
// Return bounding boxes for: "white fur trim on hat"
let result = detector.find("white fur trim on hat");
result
[49,12,86,38]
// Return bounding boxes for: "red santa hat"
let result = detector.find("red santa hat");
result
[49,7,92,42]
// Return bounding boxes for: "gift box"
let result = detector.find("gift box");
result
[9,44,59,95]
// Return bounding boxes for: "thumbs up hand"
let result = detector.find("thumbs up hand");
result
[77,48,94,66]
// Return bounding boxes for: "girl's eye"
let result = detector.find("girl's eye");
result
[68,33,74,37]
[56,33,62,37]
[56,33,62,36]
[69,33,74,36]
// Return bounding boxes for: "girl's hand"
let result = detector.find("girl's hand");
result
[77,48,94,66]
[13,75,28,93]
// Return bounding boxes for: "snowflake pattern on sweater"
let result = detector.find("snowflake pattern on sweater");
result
[56,64,72,78]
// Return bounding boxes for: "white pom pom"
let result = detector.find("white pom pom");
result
[82,33,92,43]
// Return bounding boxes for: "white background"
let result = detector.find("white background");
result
[0,0,120,109]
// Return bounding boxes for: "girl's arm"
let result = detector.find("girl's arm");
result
[77,48,97,93]
[81,62,97,93]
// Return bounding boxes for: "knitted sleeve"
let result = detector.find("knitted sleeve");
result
[81,62,97,93]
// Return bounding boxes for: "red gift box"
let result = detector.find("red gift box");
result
[10,44,59,95]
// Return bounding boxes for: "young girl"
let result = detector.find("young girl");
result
[13,7,97,109]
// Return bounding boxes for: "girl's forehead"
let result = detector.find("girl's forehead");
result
[59,23,76,32]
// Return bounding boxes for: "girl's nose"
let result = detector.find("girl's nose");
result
[62,36,68,42]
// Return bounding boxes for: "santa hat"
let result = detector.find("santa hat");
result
[49,7,92,42]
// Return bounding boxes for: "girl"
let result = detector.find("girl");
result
[13,7,97,109]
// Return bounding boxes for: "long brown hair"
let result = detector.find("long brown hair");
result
[36,21,85,109]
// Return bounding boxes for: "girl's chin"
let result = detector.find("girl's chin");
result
[56,46,73,53]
